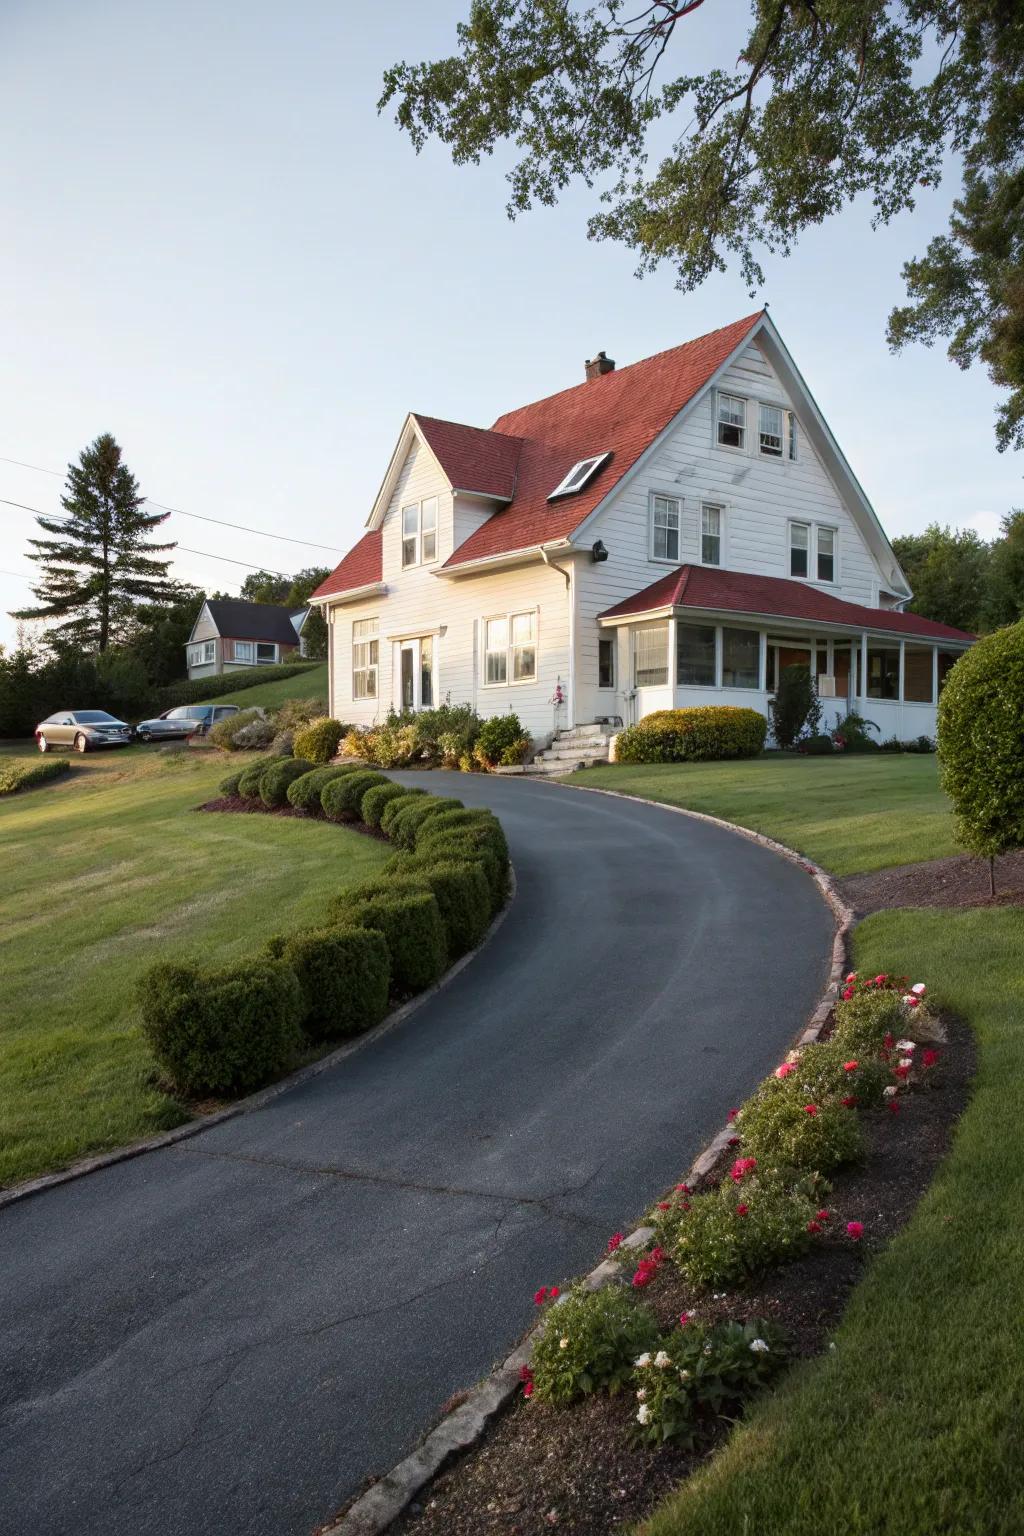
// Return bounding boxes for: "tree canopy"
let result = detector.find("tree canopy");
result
[382,0,1024,448]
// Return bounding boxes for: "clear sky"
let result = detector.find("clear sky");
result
[2,0,1020,651]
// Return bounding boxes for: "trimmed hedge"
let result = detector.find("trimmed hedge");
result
[267,925,390,1041]
[293,716,346,765]
[379,786,427,837]
[392,854,492,956]
[938,620,1023,860]
[286,763,359,813]
[389,793,464,850]
[219,768,244,797]
[259,756,315,808]
[361,779,409,828]
[138,958,303,1096]
[156,661,320,709]
[0,757,71,795]
[321,769,388,822]
[615,706,767,763]
[237,757,273,800]
[330,886,447,996]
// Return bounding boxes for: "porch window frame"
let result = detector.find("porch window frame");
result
[187,639,215,668]
[632,622,670,689]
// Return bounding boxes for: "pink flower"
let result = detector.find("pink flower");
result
[842,987,855,1001]
[845,972,857,983]
[894,1064,911,1080]
[632,1264,655,1289]
[607,1233,623,1252]
[523,1379,534,1397]
[874,974,888,986]
[679,1311,693,1326]
[731,1157,758,1182]
[727,1108,739,1122]
[902,995,920,1008]
[883,1034,895,1050]
[843,1060,858,1073]
[549,1286,560,1300]
[803,1104,819,1117]
[775,1063,797,1079]
[846,1221,864,1241]
[736,1203,749,1216]
[807,1220,823,1235]
[534,1287,548,1305]
[922,1048,940,1069]
[842,1094,857,1108]
[657,1202,671,1211]
[674,1183,691,1194]
[816,1208,831,1222]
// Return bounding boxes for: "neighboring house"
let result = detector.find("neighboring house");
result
[185,599,309,679]
[309,312,973,744]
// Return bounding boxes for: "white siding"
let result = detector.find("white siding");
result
[190,604,218,642]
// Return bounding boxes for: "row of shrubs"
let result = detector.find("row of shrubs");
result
[522,977,938,1444]
[138,762,510,1098]
[343,704,532,772]
[614,706,768,764]
[206,695,340,757]
[0,756,71,795]
[155,661,321,709]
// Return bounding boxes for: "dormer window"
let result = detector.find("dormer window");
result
[547,451,611,501]
[401,496,438,568]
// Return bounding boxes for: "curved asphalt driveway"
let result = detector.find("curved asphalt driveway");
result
[0,775,832,1536]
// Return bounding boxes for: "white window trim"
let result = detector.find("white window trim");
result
[699,501,726,568]
[187,640,215,667]
[352,617,380,700]
[754,399,798,462]
[400,497,439,570]
[648,491,682,565]
[788,519,839,586]
[548,452,611,501]
[715,390,748,454]
[632,622,670,690]
[815,523,839,585]
[481,608,539,688]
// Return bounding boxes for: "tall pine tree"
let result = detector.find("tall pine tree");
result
[12,433,176,651]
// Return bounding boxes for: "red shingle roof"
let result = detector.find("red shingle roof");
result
[443,312,764,568]
[413,415,522,500]
[310,530,382,602]
[598,565,974,643]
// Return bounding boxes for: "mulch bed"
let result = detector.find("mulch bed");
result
[836,849,1024,918]
[197,795,388,840]
[383,1019,974,1536]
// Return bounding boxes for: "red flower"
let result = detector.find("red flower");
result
[533,1287,548,1305]
[657,1201,671,1211]
[807,1220,823,1235]
[846,1221,864,1241]
[650,1247,664,1263]
[894,1064,911,1080]
[607,1233,623,1252]
[843,1060,858,1073]
[549,1286,560,1299]
[519,1365,533,1382]
[842,987,854,1001]
[523,1379,534,1397]
[883,1033,895,1051]
[675,1183,690,1194]
[803,1104,819,1117]
[679,1311,693,1326]
[632,1264,655,1288]
[842,1095,857,1108]
[889,1100,900,1114]
[731,1157,757,1182]
[727,1108,739,1122]
[816,1208,830,1221]
[874,974,888,986]
[775,1062,797,1079]
[922,1048,940,1068]
[736,1203,749,1216]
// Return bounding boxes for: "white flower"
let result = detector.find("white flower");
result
[896,1039,916,1053]
[749,1338,770,1354]
[911,983,927,996]
[634,1352,652,1368]
[703,1343,713,1356]
[654,1350,672,1369]
[899,1057,913,1069]
[636,1387,647,1401]
[559,1336,569,1350]
[679,1368,691,1381]
[883,1084,899,1098]
[637,1402,651,1425]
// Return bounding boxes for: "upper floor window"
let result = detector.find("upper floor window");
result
[352,617,379,698]
[483,609,537,685]
[789,521,810,578]
[548,452,611,501]
[789,521,837,583]
[716,392,746,449]
[401,496,438,568]
[758,403,784,457]
[701,503,723,566]
[817,526,836,583]
[650,494,681,562]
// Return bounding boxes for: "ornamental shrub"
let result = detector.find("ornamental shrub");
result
[415,806,509,867]
[832,986,933,1053]
[379,787,428,837]
[672,1173,818,1290]
[938,620,1024,863]
[361,779,410,828]
[332,888,447,995]
[268,925,390,1042]
[321,769,387,822]
[293,716,346,765]
[232,717,277,751]
[0,757,71,794]
[208,708,264,751]
[632,1317,787,1445]
[735,1091,864,1175]
[138,957,303,1096]
[799,733,835,755]
[273,696,330,731]
[475,712,528,769]
[530,1284,660,1406]
[769,664,818,750]
[285,763,359,813]
[388,793,462,850]
[615,706,767,764]
[218,768,243,797]
[832,710,879,752]
[259,756,315,808]
[391,855,492,955]
[237,757,273,800]
[416,824,506,911]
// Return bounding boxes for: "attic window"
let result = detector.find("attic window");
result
[547,451,611,501]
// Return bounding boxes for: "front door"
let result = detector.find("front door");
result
[398,636,435,712]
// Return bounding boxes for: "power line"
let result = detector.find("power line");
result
[0,454,342,552]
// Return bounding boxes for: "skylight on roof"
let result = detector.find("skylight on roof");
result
[547,451,611,501]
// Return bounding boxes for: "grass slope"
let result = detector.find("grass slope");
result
[643,906,1024,1536]
[202,661,328,710]
[576,755,955,876]
[0,745,387,1186]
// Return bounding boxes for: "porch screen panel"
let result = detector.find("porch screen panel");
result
[634,625,669,687]
[866,646,900,700]
[903,646,933,703]
[938,652,959,691]
[722,628,760,689]
[676,623,716,686]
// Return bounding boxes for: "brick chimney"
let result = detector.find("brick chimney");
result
[585,350,615,381]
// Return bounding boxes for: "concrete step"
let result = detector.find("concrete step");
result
[552,725,610,742]
[535,745,610,762]
[520,757,586,775]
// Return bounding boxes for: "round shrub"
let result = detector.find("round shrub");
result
[938,621,1024,861]
[237,757,273,800]
[414,806,509,865]
[219,769,243,797]
[138,957,303,1097]
[286,763,359,814]
[799,734,835,755]
[672,1174,817,1290]
[293,716,346,765]
[735,1092,864,1175]
[530,1284,660,1406]
[391,855,492,956]
[233,717,277,751]
[321,769,387,823]
[475,712,527,768]
[379,787,427,837]
[388,793,463,850]
[331,887,446,996]
[361,780,409,828]
[208,708,263,751]
[615,706,767,764]
[415,825,506,911]
[269,925,390,1042]
[259,756,315,808]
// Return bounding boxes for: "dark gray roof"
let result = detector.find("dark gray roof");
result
[204,600,303,645]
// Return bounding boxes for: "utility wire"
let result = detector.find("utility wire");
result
[0,454,342,552]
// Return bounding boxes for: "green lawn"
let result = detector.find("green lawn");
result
[203,661,328,709]
[643,906,1024,1536]
[575,755,956,876]
[0,746,387,1187]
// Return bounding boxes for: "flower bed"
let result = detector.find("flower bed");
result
[138,765,510,1099]
[388,979,971,1536]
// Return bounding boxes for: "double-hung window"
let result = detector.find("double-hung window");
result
[352,618,379,699]
[789,522,810,579]
[717,392,746,449]
[651,494,681,562]
[401,497,438,568]
[510,611,536,681]
[700,503,722,566]
[816,526,836,582]
[484,611,537,684]
[758,403,784,457]
[790,521,837,582]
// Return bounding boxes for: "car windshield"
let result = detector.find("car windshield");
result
[74,711,121,724]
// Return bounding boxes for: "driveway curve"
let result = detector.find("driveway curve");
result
[0,774,833,1536]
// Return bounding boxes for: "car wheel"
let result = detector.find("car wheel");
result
[74,733,89,754]
[37,734,48,754]
[138,731,150,743]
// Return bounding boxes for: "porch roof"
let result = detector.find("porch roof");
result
[597,565,974,645]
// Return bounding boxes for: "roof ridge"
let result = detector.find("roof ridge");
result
[413,412,523,444]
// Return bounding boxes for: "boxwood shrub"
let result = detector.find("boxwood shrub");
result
[259,756,315,809]
[293,716,346,765]
[379,786,427,837]
[0,757,72,795]
[938,619,1024,861]
[138,958,304,1096]
[218,768,244,797]
[415,829,504,911]
[330,887,447,996]
[615,706,767,764]
[388,855,492,956]
[321,769,387,822]
[361,779,409,828]
[285,763,359,813]
[388,793,462,850]
[237,757,273,800]
[267,925,390,1041]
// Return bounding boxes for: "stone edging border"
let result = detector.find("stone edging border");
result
[323,782,854,1536]
[0,869,517,1214]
